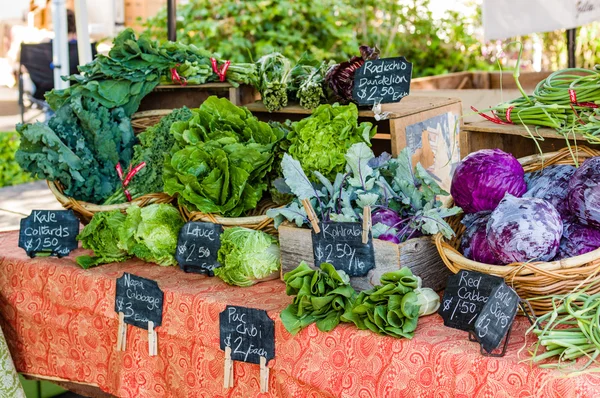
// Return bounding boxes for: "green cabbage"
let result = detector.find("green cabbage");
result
[76,210,130,269]
[287,103,375,181]
[215,227,280,286]
[117,204,184,266]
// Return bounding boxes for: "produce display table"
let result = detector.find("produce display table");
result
[0,230,599,398]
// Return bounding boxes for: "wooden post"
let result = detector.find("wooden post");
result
[302,199,320,234]
[260,356,269,393]
[362,206,372,244]
[116,312,127,351]
[223,346,234,389]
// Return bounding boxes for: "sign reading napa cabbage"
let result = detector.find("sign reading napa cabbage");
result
[19,210,79,258]
[115,273,164,330]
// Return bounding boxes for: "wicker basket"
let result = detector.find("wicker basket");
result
[435,145,600,314]
[130,109,173,132]
[180,198,280,236]
[48,181,174,224]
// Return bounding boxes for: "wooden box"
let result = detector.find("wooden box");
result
[245,96,463,191]
[124,0,164,30]
[278,225,451,291]
[137,83,259,112]
[460,120,580,159]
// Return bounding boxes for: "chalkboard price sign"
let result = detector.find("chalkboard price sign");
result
[474,283,520,353]
[176,221,223,276]
[18,210,79,258]
[219,305,275,365]
[115,273,164,330]
[352,57,413,106]
[439,270,503,331]
[311,222,375,277]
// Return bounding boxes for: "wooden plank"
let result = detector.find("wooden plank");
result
[463,120,585,140]
[410,71,473,90]
[244,96,461,120]
[488,71,554,90]
[154,82,234,90]
[279,225,449,291]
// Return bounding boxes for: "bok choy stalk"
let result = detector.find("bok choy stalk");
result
[341,268,439,339]
[256,52,293,112]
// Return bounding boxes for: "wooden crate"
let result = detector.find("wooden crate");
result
[124,0,164,30]
[245,96,462,191]
[278,225,451,291]
[411,71,554,91]
[461,120,582,159]
[137,83,259,112]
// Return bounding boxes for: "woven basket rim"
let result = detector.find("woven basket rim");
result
[435,145,600,277]
[48,180,134,211]
[131,109,175,120]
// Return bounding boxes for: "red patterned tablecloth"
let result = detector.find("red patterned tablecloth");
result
[0,230,600,397]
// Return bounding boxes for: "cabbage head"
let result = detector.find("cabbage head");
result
[76,210,130,269]
[215,227,280,286]
[556,219,600,259]
[487,195,562,264]
[568,157,600,228]
[524,165,575,220]
[459,211,502,265]
[451,149,526,213]
[118,204,184,266]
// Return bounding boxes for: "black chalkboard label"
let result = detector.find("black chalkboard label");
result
[311,222,375,277]
[352,57,412,106]
[176,221,223,276]
[474,283,519,353]
[115,273,164,330]
[438,270,503,331]
[219,305,275,365]
[18,210,79,258]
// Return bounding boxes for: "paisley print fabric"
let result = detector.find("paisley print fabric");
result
[0,324,25,397]
[0,230,599,397]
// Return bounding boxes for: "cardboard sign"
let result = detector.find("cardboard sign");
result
[219,305,275,365]
[176,221,223,276]
[352,57,412,106]
[474,283,520,352]
[115,273,164,330]
[438,270,503,331]
[18,210,79,258]
[311,222,375,277]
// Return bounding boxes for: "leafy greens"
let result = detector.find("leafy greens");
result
[76,210,130,269]
[215,227,280,286]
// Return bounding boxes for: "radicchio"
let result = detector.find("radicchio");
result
[325,45,380,104]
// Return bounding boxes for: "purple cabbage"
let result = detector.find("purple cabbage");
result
[524,165,575,220]
[556,219,600,259]
[450,149,527,213]
[568,157,600,228]
[459,211,502,265]
[487,195,563,264]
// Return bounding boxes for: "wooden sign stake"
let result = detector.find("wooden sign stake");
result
[116,312,127,351]
[224,346,234,389]
[302,199,320,234]
[362,206,372,244]
[148,321,157,357]
[260,356,269,393]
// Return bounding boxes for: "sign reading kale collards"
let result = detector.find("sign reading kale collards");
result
[439,270,503,331]
[176,221,223,276]
[219,305,275,364]
[352,57,412,106]
[18,210,79,258]
[115,273,164,330]
[311,222,375,277]
[474,283,520,353]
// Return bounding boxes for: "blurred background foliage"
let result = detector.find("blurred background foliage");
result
[142,0,600,78]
